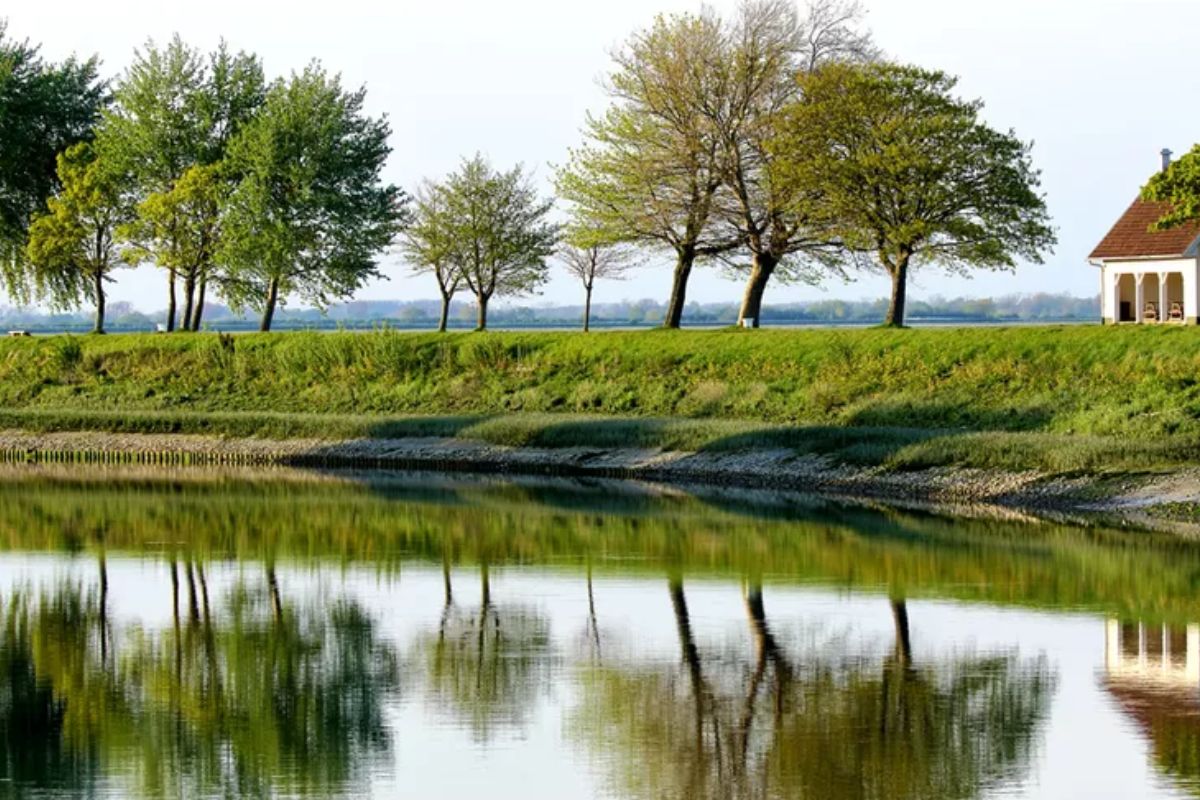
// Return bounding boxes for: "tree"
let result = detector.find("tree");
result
[189,43,265,330]
[219,63,407,331]
[0,23,105,287]
[124,163,226,331]
[558,237,637,332]
[556,11,736,329]
[24,143,132,334]
[437,155,557,331]
[772,63,1055,327]
[709,0,875,327]
[103,38,264,331]
[101,36,207,331]
[1143,147,1200,231]
[401,181,461,332]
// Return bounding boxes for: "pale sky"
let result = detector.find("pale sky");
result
[6,0,1199,311]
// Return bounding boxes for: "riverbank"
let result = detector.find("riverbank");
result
[0,427,1188,523]
[2,327,1200,518]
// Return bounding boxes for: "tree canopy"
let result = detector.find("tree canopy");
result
[434,155,557,330]
[1143,147,1200,229]
[0,23,105,283]
[555,10,734,329]
[102,37,265,330]
[24,143,132,333]
[218,63,407,331]
[401,181,463,332]
[771,62,1055,326]
[708,0,875,327]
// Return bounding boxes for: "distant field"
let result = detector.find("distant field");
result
[1,325,1197,473]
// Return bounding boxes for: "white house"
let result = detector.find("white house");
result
[1089,150,1200,324]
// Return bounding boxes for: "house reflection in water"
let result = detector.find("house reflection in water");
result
[1105,619,1200,690]
[1103,619,1200,796]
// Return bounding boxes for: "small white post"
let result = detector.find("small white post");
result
[1159,274,1169,323]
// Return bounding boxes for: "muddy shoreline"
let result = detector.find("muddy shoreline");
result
[1,428,1194,527]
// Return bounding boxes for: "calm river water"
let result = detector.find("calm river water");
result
[0,466,1196,799]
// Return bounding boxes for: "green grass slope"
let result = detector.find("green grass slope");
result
[1,325,1198,473]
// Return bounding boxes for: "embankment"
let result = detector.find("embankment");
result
[2,326,1200,514]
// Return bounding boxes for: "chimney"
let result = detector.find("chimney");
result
[1162,148,1173,172]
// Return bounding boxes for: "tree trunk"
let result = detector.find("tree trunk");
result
[663,247,695,329]
[266,565,284,626]
[669,577,706,743]
[438,291,451,333]
[737,252,778,329]
[476,293,489,331]
[260,277,280,332]
[169,559,181,675]
[191,277,207,331]
[583,283,593,333]
[181,272,196,332]
[92,270,106,334]
[890,598,912,666]
[184,561,200,626]
[884,251,911,327]
[98,554,108,663]
[166,269,177,332]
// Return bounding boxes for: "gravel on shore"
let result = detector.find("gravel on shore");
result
[4,427,1187,520]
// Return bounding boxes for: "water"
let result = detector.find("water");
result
[0,466,1196,799]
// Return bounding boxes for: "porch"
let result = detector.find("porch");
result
[1113,271,1187,323]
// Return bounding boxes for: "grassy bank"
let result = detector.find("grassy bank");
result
[2,326,1199,474]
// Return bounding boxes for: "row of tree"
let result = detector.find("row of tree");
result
[0,29,403,333]
[355,0,1058,332]
[0,0,1056,334]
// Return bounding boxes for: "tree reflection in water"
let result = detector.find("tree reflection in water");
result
[572,580,1055,800]
[0,559,400,799]
[423,561,555,743]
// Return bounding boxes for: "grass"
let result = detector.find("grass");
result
[2,325,1200,474]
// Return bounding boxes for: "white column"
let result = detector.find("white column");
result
[1160,274,1169,323]
[1106,619,1121,671]
[1136,274,1146,323]
[1188,624,1200,684]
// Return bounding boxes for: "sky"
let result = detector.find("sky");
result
[6,0,1200,312]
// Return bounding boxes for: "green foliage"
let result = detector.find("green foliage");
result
[708,0,876,322]
[429,155,557,329]
[101,36,209,191]
[401,181,461,301]
[122,163,224,287]
[102,37,265,330]
[23,143,132,332]
[1143,145,1200,228]
[219,63,407,328]
[772,62,1056,324]
[0,22,105,274]
[555,11,732,267]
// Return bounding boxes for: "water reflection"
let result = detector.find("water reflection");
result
[2,468,1200,797]
[1103,619,1200,797]
[423,563,555,742]
[573,581,1053,800]
[0,558,399,799]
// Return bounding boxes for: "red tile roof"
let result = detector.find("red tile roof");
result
[1090,198,1200,260]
